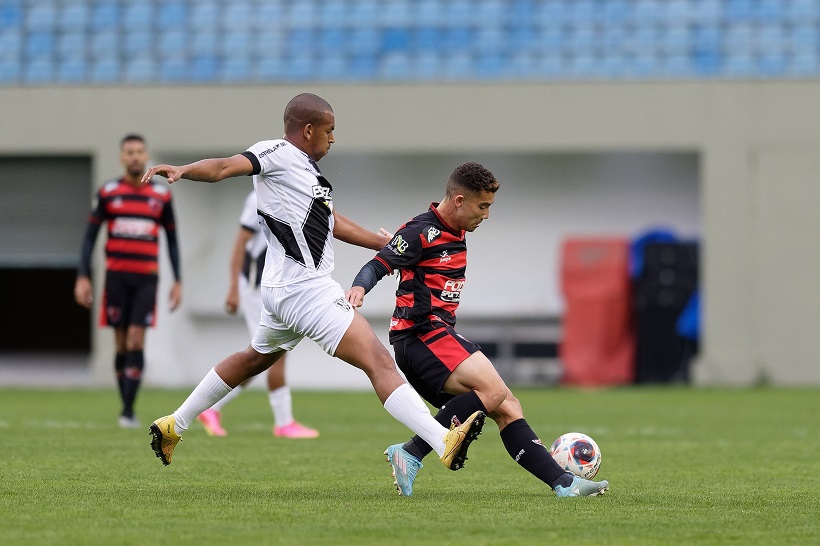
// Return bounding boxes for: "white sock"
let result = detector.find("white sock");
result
[173,368,232,434]
[268,386,293,428]
[211,383,244,412]
[383,383,446,456]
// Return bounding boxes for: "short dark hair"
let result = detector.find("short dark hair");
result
[283,93,333,135]
[446,162,499,198]
[120,134,146,148]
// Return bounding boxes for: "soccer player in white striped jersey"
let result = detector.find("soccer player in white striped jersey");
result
[142,93,485,473]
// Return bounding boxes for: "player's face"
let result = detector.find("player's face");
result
[120,140,148,178]
[306,111,336,161]
[455,190,495,232]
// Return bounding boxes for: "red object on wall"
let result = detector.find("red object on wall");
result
[559,237,635,386]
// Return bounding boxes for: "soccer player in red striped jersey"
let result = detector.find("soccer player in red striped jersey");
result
[347,162,609,498]
[74,134,182,429]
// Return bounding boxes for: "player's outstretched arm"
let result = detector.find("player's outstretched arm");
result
[333,211,392,250]
[142,154,254,185]
[346,258,392,308]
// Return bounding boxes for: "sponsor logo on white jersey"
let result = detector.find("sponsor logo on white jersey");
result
[312,185,332,199]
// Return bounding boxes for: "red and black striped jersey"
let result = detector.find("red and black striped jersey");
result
[88,178,177,276]
[374,203,467,342]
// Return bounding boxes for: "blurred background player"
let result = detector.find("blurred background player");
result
[74,134,182,428]
[196,190,319,439]
[347,162,609,497]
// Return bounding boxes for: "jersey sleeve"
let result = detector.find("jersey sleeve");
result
[375,224,423,271]
[243,140,291,177]
[238,191,259,232]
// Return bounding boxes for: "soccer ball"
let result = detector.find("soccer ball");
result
[549,432,602,479]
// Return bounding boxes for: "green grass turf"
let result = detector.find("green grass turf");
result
[1,387,818,545]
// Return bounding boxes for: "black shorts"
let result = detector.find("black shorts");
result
[100,271,158,328]
[392,324,481,409]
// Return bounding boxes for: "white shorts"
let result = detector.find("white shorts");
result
[251,275,355,357]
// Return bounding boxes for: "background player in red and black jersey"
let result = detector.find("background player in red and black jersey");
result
[348,162,609,498]
[74,134,182,428]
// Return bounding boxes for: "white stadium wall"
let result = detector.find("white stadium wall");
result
[2,83,819,387]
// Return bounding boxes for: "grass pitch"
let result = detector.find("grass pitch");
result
[1,387,818,545]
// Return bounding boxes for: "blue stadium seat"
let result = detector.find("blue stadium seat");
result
[725,0,755,21]
[412,27,440,53]
[192,31,218,56]
[474,28,503,55]
[190,55,218,82]
[317,55,347,81]
[690,0,722,25]
[284,55,313,81]
[190,2,219,31]
[724,54,756,77]
[380,52,411,80]
[123,31,152,57]
[57,31,86,59]
[601,0,629,25]
[758,52,787,77]
[287,1,317,28]
[562,0,598,27]
[221,30,251,58]
[90,57,120,82]
[122,3,153,28]
[475,52,509,81]
[347,54,378,80]
[566,24,596,55]
[158,3,188,28]
[319,28,346,55]
[788,24,819,54]
[413,52,440,80]
[90,2,120,30]
[756,0,785,22]
[757,24,786,55]
[661,54,695,78]
[785,0,819,23]
[444,0,473,26]
[58,3,89,30]
[286,28,313,55]
[632,0,662,25]
[24,56,54,83]
[380,0,410,27]
[26,3,57,31]
[0,28,21,58]
[440,53,472,81]
[663,0,694,24]
[223,2,252,30]
[58,58,86,82]
[0,4,23,30]
[159,57,187,82]
[349,28,378,56]
[693,49,721,76]
[535,54,565,78]
[221,57,251,82]
[159,30,187,58]
[318,0,347,27]
[255,57,283,81]
[0,58,20,83]
[569,54,600,79]
[788,52,820,77]
[724,23,754,53]
[382,27,410,53]
[25,30,54,59]
[693,25,722,50]
[440,27,473,53]
[662,25,692,54]
[415,0,442,27]
[601,54,626,78]
[602,26,626,53]
[124,56,155,83]
[475,0,504,28]
[254,31,284,57]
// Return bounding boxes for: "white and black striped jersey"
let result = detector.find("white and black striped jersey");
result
[241,139,335,287]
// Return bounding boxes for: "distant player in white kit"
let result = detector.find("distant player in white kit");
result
[196,190,319,439]
[144,93,485,474]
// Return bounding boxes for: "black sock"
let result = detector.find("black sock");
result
[403,390,487,460]
[114,353,127,402]
[121,350,144,418]
[500,419,574,489]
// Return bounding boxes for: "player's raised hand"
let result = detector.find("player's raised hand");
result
[142,164,185,184]
[378,228,393,247]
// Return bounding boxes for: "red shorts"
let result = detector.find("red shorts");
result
[392,324,481,409]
